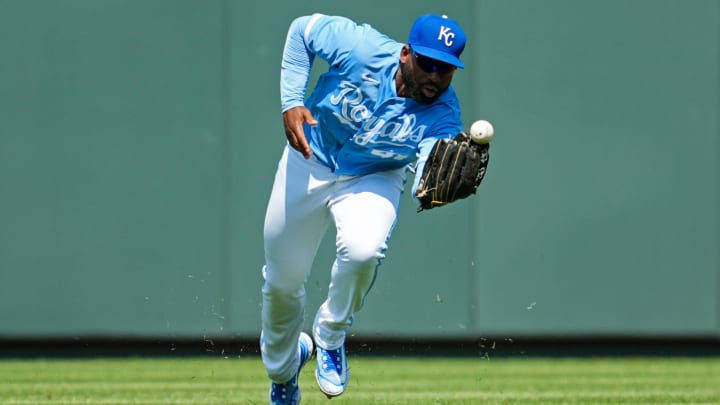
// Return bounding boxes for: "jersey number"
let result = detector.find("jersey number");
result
[370,149,409,160]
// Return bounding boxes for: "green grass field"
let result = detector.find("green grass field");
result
[1,356,718,404]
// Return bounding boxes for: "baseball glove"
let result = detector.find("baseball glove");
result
[416,132,490,211]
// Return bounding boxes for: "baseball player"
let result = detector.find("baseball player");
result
[261,13,471,404]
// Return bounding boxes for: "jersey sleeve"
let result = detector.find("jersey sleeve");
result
[280,14,365,112]
[280,15,317,112]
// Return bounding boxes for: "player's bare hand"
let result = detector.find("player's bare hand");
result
[283,106,317,159]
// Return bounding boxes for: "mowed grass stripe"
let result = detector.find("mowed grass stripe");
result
[1,357,718,404]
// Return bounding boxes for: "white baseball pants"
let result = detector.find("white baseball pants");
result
[260,145,406,383]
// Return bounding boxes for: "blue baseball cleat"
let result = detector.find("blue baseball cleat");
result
[269,332,314,405]
[315,344,349,398]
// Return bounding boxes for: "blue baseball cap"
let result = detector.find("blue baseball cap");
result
[408,14,466,68]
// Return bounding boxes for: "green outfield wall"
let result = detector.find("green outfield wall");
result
[1,0,718,340]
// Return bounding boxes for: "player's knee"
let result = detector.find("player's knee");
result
[338,240,386,271]
[262,265,306,295]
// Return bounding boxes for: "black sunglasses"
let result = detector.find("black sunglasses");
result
[411,49,455,74]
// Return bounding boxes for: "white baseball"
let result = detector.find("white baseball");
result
[469,120,494,144]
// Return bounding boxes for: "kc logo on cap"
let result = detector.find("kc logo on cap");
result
[408,14,466,68]
[437,26,455,47]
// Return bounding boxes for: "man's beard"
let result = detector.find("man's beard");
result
[400,63,439,105]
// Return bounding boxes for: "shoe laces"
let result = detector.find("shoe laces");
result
[320,347,344,375]
[270,378,297,404]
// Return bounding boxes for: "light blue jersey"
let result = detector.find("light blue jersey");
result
[281,14,463,188]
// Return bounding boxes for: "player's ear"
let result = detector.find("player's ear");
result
[401,45,411,62]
